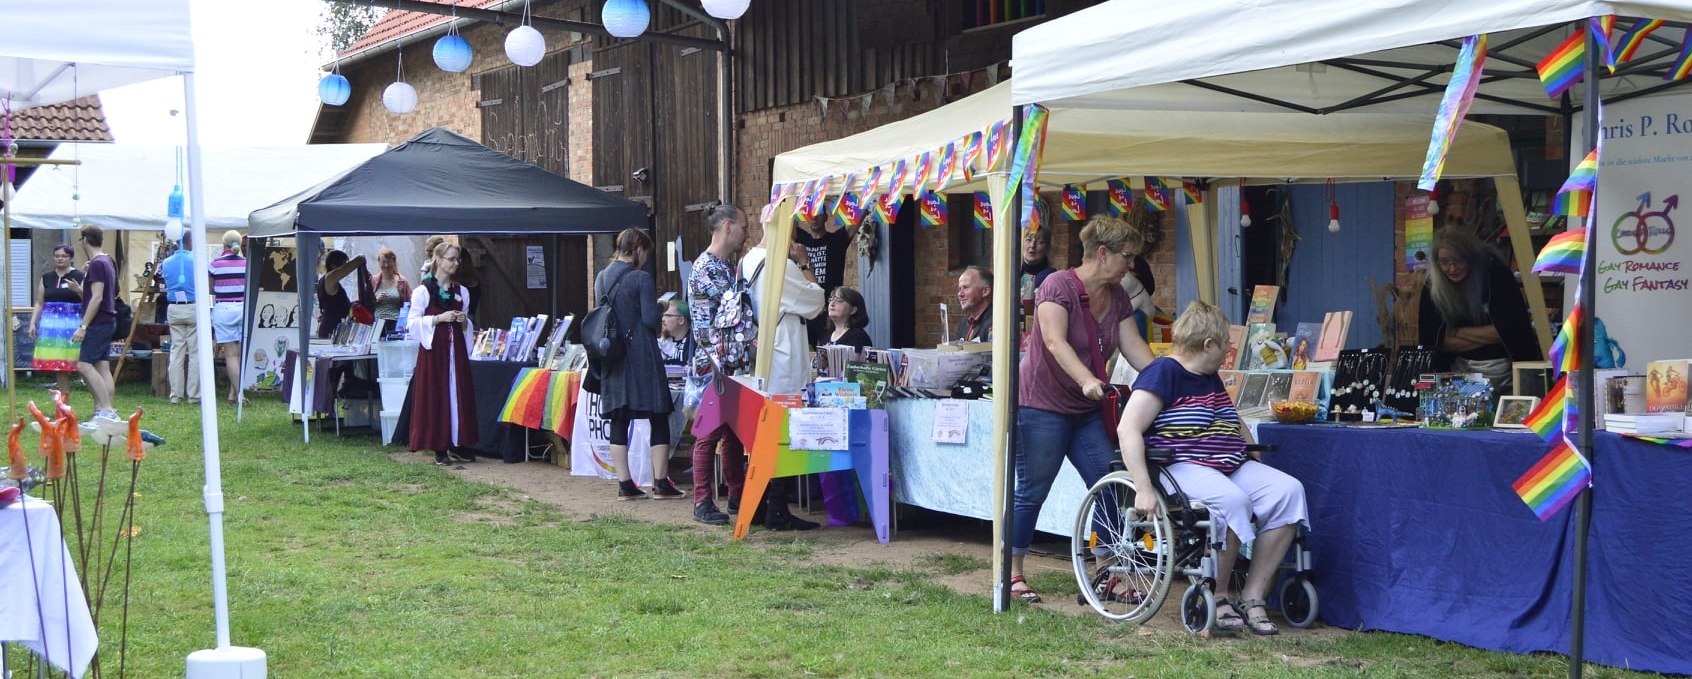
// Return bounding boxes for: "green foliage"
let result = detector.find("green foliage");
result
[316,1,387,53]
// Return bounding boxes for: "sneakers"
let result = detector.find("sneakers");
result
[650,478,685,500]
[617,480,648,501]
[693,500,730,525]
[169,396,182,405]
[93,409,119,422]
[435,452,451,466]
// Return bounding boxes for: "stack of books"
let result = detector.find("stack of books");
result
[1604,412,1687,435]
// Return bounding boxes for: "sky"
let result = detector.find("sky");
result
[99,0,336,147]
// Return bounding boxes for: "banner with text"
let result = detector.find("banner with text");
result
[568,382,655,486]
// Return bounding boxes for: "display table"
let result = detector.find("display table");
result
[393,359,531,462]
[885,399,1088,538]
[1,496,97,678]
[1256,424,1692,675]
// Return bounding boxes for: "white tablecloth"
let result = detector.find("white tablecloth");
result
[0,495,98,678]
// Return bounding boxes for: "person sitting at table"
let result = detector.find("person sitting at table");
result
[658,299,693,367]
[1117,300,1309,636]
[1010,216,1157,604]
[406,242,478,466]
[955,266,993,343]
[1418,228,1541,393]
[824,286,871,350]
[591,228,684,501]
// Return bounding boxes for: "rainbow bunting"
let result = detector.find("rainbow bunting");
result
[1107,179,1132,215]
[911,151,935,193]
[1549,301,1584,376]
[1419,34,1489,191]
[1061,185,1087,220]
[872,192,903,224]
[794,180,824,220]
[1613,18,1664,63]
[1553,149,1600,216]
[973,192,993,230]
[1522,375,1569,443]
[1537,29,1585,99]
[833,191,864,227]
[1591,16,1617,72]
[1670,33,1692,81]
[1533,228,1587,275]
[961,131,985,181]
[860,166,885,206]
[1513,437,1592,521]
[919,191,946,227]
[828,173,858,221]
[935,142,959,189]
[1180,181,1203,205]
[887,158,910,198]
[1007,104,1052,233]
[985,121,1010,171]
[1144,178,1171,212]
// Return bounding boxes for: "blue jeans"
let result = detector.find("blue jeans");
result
[1013,406,1118,555]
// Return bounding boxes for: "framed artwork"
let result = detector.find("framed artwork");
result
[1494,396,1540,429]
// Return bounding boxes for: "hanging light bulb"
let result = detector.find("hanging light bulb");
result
[701,0,751,19]
[1239,194,1252,228]
[1327,202,1341,233]
[1427,186,1441,215]
[602,0,650,38]
[318,73,351,106]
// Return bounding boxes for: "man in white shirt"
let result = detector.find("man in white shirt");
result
[740,228,826,396]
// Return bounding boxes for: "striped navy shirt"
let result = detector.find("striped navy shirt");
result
[210,250,246,304]
[1133,356,1248,473]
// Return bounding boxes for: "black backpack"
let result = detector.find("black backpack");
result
[581,266,632,363]
[112,297,134,341]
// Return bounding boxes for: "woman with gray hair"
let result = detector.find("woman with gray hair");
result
[1417,228,1541,392]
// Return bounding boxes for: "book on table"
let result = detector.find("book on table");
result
[1247,285,1280,325]
[1645,359,1690,414]
[1604,412,1686,434]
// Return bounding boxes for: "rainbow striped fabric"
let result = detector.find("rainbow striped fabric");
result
[961,131,985,181]
[1537,29,1585,98]
[832,191,863,228]
[1107,179,1132,215]
[1144,178,1172,212]
[1533,228,1587,275]
[1591,16,1617,72]
[1554,149,1599,216]
[911,151,935,193]
[1419,34,1489,191]
[1180,181,1203,205]
[1670,33,1692,81]
[973,192,993,230]
[498,368,553,430]
[1513,437,1592,521]
[1061,185,1087,221]
[919,191,946,227]
[1523,375,1569,443]
[985,120,1010,171]
[872,192,902,225]
[935,142,959,189]
[1613,18,1664,63]
[887,158,910,198]
[1549,301,1584,376]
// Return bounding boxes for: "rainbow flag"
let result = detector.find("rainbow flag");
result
[911,151,935,193]
[1107,179,1132,215]
[960,131,985,181]
[1152,309,1175,327]
[794,180,823,221]
[919,191,946,227]
[985,120,1010,171]
[498,368,553,430]
[1180,181,1203,205]
[1533,228,1587,274]
[860,166,885,206]
[1591,16,1617,72]
[1537,29,1585,99]
[1061,185,1087,220]
[973,192,993,230]
[1144,178,1171,212]
[1670,33,1692,80]
[1553,149,1599,216]
[833,191,864,228]
[1523,375,1569,443]
[872,192,903,224]
[1624,434,1692,448]
[1513,438,1592,521]
[887,158,910,198]
[1613,18,1664,63]
[1549,301,1584,376]
[1419,34,1489,191]
[935,142,959,189]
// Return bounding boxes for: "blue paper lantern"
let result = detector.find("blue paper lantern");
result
[602,0,650,38]
[318,73,351,106]
[433,34,473,73]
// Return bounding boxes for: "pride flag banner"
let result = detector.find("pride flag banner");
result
[1549,300,1584,376]
[1179,181,1203,205]
[1107,179,1132,215]
[1670,32,1692,81]
[872,192,902,225]
[985,121,1010,171]
[1613,18,1664,63]
[919,191,946,227]
[1419,34,1488,191]
[1523,375,1569,443]
[973,192,993,230]
[887,158,911,198]
[832,191,864,228]
[1061,185,1087,221]
[1537,29,1585,99]
[961,131,985,181]
[1143,178,1171,212]
[1591,16,1617,72]
[911,151,935,194]
[1513,438,1592,521]
[1533,228,1587,275]
[498,368,553,430]
[1553,149,1600,216]
[935,142,959,189]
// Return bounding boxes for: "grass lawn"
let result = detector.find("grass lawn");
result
[7,382,1663,678]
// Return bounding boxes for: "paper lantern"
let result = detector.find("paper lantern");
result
[701,0,750,19]
[163,217,184,243]
[433,34,473,73]
[504,25,546,66]
[383,81,418,114]
[318,73,351,106]
[602,0,650,38]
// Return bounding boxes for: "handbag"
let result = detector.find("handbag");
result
[1061,270,1132,446]
[581,266,633,363]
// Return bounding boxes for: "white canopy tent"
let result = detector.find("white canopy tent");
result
[2,0,266,674]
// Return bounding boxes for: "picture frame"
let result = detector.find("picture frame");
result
[1512,361,1553,398]
[1494,395,1541,429]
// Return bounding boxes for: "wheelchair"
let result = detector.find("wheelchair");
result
[1070,446,1319,634]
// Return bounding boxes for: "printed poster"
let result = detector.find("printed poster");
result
[1405,194,1434,271]
[526,245,547,289]
[789,407,849,451]
[569,382,656,486]
[932,399,969,444]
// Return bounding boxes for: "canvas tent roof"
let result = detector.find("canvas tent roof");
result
[248,127,647,237]
[0,0,195,108]
[770,81,1518,188]
[1011,0,1692,111]
[9,143,388,232]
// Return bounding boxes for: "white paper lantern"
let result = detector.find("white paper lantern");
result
[163,216,184,243]
[602,0,650,38]
[701,0,750,19]
[433,34,473,73]
[318,73,351,106]
[383,81,418,114]
[505,25,546,67]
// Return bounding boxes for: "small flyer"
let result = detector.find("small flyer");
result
[789,407,849,451]
[932,399,969,444]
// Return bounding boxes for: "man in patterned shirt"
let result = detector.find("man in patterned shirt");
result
[687,204,753,525]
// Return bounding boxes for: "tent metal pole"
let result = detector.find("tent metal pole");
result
[1570,23,1600,679]
[2,173,14,422]
[298,235,319,445]
[991,105,1025,614]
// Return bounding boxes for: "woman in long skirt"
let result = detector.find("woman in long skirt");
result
[30,244,85,393]
[407,242,478,465]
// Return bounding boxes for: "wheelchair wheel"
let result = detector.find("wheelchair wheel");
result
[1071,472,1175,624]
[1179,582,1215,634]
[1278,575,1319,629]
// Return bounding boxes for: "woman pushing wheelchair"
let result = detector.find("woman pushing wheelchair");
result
[1116,301,1309,635]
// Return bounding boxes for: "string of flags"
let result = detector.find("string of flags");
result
[812,63,1005,122]
[1536,16,1689,100]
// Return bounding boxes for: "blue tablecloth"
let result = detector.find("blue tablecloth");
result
[1257,424,1692,675]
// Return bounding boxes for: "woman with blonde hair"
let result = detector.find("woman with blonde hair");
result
[406,242,478,465]
[370,247,412,337]
[1010,216,1158,603]
[210,230,249,404]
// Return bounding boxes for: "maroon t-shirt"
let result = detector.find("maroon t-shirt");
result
[1019,270,1131,415]
[81,254,117,324]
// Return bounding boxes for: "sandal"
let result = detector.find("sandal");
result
[1083,572,1142,605]
[1009,575,1043,604]
[1240,599,1279,636]
[1213,597,1247,631]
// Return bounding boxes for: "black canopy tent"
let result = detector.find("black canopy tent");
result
[246,127,647,437]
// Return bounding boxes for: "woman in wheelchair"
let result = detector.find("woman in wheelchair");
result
[1011,216,1159,604]
[1117,301,1309,635]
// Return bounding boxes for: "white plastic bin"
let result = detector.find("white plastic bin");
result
[379,377,411,411]
[375,340,420,379]
[380,410,401,446]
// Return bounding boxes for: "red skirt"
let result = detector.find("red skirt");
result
[408,317,478,452]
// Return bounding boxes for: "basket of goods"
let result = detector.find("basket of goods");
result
[1271,401,1320,424]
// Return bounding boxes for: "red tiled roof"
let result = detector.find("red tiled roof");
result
[7,96,112,142]
[340,0,507,57]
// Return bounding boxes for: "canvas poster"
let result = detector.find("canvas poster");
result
[1405,194,1434,271]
